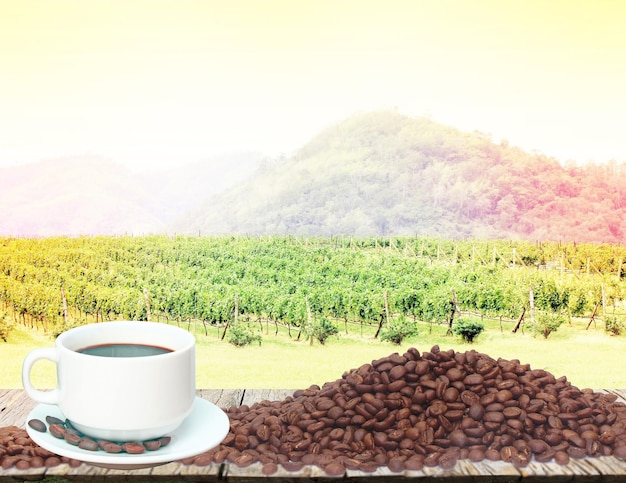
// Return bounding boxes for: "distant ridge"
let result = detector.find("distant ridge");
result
[0,152,261,237]
[2,111,625,244]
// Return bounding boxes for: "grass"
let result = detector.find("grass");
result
[4,317,626,391]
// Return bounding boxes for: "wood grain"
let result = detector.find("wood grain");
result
[0,389,36,428]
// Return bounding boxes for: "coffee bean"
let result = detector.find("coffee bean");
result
[64,432,81,446]
[414,360,430,375]
[468,447,485,462]
[567,445,587,459]
[323,461,345,476]
[389,365,407,381]
[404,454,424,470]
[48,424,66,439]
[27,419,47,433]
[527,412,547,424]
[78,438,99,451]
[192,453,213,466]
[448,429,467,447]
[45,416,65,426]
[614,445,626,459]
[15,459,31,470]
[144,439,162,451]
[461,390,480,406]
[262,462,279,475]
[484,411,505,424]
[511,452,530,468]
[387,456,405,472]
[528,439,550,454]
[464,374,484,386]
[234,453,255,467]
[5,445,25,456]
[599,430,617,445]
[102,442,123,453]
[468,403,485,421]
[44,456,62,467]
[123,442,145,454]
[502,407,522,419]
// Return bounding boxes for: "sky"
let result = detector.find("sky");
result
[1,0,625,172]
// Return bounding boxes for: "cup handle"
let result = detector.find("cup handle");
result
[22,348,61,405]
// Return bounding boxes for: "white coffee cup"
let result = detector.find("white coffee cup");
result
[22,321,196,442]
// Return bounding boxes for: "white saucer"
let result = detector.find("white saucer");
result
[25,397,230,469]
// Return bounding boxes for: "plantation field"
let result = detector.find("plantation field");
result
[6,316,625,391]
[2,235,626,391]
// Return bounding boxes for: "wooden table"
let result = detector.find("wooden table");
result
[1,389,626,482]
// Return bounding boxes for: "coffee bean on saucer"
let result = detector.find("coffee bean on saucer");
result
[78,437,99,451]
[97,439,112,450]
[28,419,47,433]
[49,424,66,439]
[158,436,171,447]
[45,416,65,426]
[101,442,123,454]
[64,432,81,446]
[123,442,145,454]
[144,439,162,451]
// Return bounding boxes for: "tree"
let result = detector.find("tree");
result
[380,315,418,345]
[532,311,566,339]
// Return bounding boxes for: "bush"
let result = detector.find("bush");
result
[605,316,624,336]
[380,315,418,345]
[532,311,567,339]
[307,317,339,345]
[226,323,262,347]
[452,319,484,343]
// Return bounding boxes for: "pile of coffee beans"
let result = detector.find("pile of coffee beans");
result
[2,346,626,474]
[183,346,626,476]
[0,425,82,470]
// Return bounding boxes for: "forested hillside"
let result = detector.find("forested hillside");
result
[2,111,625,243]
[177,111,626,244]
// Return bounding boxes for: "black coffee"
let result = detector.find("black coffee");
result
[78,343,173,357]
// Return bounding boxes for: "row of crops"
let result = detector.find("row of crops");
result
[1,235,625,340]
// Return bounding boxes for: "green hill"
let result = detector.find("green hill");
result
[177,111,626,244]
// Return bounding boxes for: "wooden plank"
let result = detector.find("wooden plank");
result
[196,388,245,409]
[240,388,295,407]
[2,388,626,481]
[0,389,36,428]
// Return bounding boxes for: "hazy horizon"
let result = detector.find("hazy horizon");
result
[1,0,625,172]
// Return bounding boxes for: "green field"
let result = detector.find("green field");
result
[7,316,625,392]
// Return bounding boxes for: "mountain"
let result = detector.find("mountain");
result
[175,111,626,244]
[0,153,261,237]
[0,157,162,236]
[2,111,625,243]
